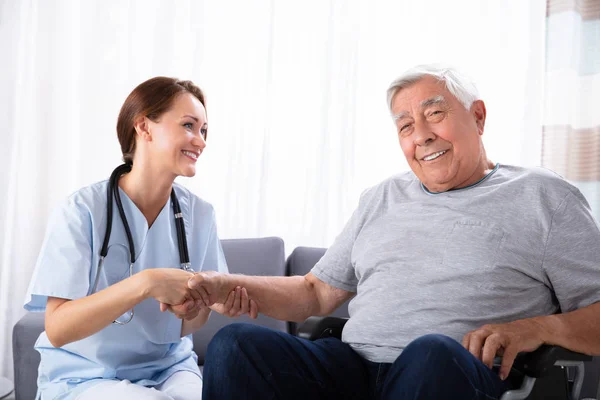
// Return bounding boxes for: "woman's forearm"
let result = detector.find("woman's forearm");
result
[45,270,152,348]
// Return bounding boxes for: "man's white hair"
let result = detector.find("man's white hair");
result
[386,64,480,114]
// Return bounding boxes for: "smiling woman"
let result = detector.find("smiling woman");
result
[117,77,207,170]
[115,79,210,225]
[21,77,255,399]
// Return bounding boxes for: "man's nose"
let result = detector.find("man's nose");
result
[413,122,436,146]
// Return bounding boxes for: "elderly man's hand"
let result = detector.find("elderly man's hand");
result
[187,271,231,305]
[462,319,548,380]
[160,286,258,320]
[211,286,258,319]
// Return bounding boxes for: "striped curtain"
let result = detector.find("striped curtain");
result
[542,0,600,219]
[543,2,600,397]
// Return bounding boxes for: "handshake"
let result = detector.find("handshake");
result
[143,269,257,321]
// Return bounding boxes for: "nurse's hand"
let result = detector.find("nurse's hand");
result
[160,298,205,320]
[143,268,200,306]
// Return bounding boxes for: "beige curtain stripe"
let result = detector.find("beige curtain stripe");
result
[547,0,600,20]
[542,125,600,181]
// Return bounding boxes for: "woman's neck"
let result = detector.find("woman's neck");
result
[118,162,174,228]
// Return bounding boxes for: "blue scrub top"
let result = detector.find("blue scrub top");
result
[24,180,228,399]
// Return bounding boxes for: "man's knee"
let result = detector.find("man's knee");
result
[398,334,464,369]
[206,323,283,363]
[385,334,508,398]
[208,323,260,354]
[406,333,461,350]
[204,323,272,384]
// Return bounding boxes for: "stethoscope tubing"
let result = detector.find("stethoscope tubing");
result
[90,164,191,324]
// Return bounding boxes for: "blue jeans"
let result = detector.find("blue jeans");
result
[202,323,512,400]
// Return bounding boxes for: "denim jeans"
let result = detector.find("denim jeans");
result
[202,323,512,400]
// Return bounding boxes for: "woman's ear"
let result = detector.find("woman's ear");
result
[133,116,152,142]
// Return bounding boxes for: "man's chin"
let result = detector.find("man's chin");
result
[421,176,454,193]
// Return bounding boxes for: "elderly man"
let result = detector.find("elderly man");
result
[192,65,600,399]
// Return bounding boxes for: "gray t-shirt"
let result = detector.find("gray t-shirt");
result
[311,164,600,363]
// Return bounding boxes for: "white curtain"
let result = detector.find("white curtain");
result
[0,0,546,380]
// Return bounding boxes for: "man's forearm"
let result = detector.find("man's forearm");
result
[220,275,319,322]
[536,301,600,355]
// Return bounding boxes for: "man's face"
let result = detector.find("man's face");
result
[390,76,487,192]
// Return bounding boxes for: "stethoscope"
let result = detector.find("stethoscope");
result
[90,164,193,325]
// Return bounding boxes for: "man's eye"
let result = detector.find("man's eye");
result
[400,124,411,132]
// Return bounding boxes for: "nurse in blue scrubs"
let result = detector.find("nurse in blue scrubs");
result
[24,77,255,399]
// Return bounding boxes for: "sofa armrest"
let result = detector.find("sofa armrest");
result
[13,312,44,400]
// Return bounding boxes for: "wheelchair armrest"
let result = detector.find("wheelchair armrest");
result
[512,345,592,378]
[297,318,593,381]
[297,316,349,341]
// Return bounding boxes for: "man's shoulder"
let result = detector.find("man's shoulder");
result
[499,164,561,181]
[497,164,578,196]
[493,165,591,214]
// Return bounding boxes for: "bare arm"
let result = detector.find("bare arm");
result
[463,301,600,380]
[188,272,354,322]
[46,268,198,348]
[538,301,600,354]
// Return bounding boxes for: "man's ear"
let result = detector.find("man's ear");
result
[471,100,486,135]
[133,116,152,142]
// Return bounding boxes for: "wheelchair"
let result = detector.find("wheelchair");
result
[297,316,595,400]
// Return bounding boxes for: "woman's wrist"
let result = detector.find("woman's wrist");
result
[135,269,155,301]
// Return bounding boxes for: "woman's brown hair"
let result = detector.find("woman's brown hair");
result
[116,77,206,165]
